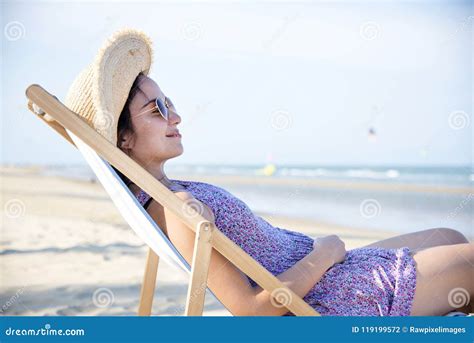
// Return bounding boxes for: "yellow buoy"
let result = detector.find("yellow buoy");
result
[262,163,276,176]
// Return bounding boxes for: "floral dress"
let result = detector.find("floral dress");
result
[134,179,417,316]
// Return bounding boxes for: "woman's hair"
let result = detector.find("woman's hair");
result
[112,72,146,187]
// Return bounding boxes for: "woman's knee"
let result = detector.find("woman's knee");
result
[431,228,469,245]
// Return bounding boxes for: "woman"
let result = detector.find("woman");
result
[116,72,472,316]
[65,28,473,317]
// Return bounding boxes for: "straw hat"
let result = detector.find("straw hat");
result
[64,28,154,146]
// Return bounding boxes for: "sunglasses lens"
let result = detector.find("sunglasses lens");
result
[156,98,168,120]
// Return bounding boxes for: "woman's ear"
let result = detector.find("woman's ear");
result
[119,129,135,152]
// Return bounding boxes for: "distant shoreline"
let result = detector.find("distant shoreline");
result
[169,174,473,195]
[1,164,472,195]
[2,164,472,238]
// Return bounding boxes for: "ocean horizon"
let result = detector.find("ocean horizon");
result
[5,163,473,187]
[3,163,472,240]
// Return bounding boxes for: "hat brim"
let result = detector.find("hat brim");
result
[92,28,153,145]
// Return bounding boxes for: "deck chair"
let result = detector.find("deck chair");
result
[25,84,320,317]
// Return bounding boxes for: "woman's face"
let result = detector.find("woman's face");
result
[122,75,183,166]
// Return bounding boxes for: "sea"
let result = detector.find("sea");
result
[37,163,473,239]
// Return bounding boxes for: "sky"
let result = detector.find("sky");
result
[1,0,472,167]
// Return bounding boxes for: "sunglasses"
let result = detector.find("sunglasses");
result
[138,96,173,121]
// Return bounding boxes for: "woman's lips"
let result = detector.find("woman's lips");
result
[166,133,181,138]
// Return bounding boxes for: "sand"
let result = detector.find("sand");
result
[0,165,435,316]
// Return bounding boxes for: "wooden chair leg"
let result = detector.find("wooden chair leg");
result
[184,222,213,316]
[138,247,159,316]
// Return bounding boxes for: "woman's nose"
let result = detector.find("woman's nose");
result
[169,109,181,125]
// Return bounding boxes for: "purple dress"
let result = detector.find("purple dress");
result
[135,179,417,316]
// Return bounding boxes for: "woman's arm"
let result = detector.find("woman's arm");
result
[146,189,346,316]
[147,191,257,316]
[251,235,346,316]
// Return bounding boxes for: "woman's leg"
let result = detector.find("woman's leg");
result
[361,228,469,252]
[409,242,474,316]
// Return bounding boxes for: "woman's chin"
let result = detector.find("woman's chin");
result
[172,145,184,157]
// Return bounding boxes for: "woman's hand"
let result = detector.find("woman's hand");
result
[312,234,347,266]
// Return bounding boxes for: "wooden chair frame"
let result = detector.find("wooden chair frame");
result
[25,84,320,317]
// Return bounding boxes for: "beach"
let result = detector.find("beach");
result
[0,165,471,316]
